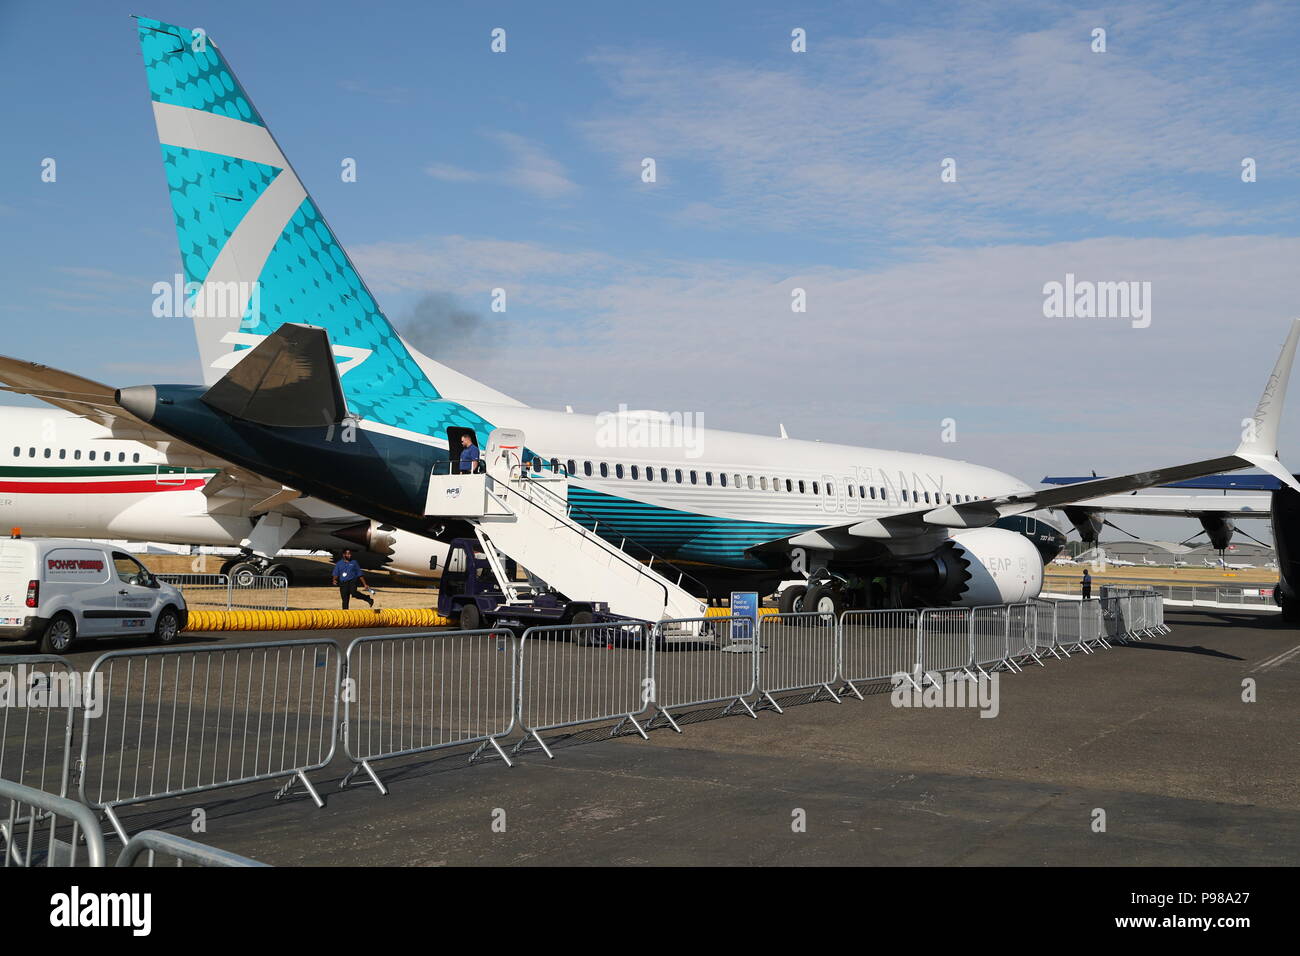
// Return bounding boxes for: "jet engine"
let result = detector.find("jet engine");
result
[907,527,1044,606]
[335,521,449,578]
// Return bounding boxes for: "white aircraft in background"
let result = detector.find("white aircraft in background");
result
[1108,556,1139,567]
[0,402,447,584]
[1204,556,1255,570]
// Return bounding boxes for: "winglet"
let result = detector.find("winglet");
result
[1235,319,1300,493]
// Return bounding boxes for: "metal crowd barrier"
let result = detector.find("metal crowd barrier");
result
[838,609,920,693]
[79,639,342,842]
[1,776,106,867]
[157,573,289,611]
[116,829,268,867]
[647,616,758,731]
[917,607,974,679]
[0,655,77,799]
[1,589,1169,840]
[341,628,517,793]
[755,611,842,711]
[515,620,653,758]
[971,605,1011,674]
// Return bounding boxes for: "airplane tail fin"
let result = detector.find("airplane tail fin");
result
[134,17,448,429]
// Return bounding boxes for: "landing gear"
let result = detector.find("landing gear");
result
[803,581,844,621]
[778,585,807,614]
[227,561,261,588]
[263,562,294,586]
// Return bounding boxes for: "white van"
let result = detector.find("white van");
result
[0,537,187,654]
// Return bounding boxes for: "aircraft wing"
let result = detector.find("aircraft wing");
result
[752,319,1300,554]
[1055,494,1273,518]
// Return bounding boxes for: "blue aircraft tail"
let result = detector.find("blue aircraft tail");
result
[136,17,455,433]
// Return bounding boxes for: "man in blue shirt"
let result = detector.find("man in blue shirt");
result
[459,433,481,474]
[332,549,374,608]
[1081,568,1092,601]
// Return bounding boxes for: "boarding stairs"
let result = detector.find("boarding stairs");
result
[425,428,707,622]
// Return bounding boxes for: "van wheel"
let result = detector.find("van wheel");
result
[459,604,481,630]
[154,607,180,644]
[39,613,76,655]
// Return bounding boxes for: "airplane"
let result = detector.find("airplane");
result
[0,402,449,585]
[6,17,1300,621]
[1107,557,1138,567]
[1204,557,1255,571]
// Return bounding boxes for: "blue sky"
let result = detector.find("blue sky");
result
[2,0,1299,541]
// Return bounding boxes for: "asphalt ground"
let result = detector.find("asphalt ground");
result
[2,607,1297,865]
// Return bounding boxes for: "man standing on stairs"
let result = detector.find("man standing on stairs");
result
[333,548,374,609]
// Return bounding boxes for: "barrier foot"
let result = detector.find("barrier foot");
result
[723,696,759,719]
[839,680,865,701]
[1028,652,1045,668]
[470,737,515,768]
[275,770,325,807]
[612,714,649,740]
[341,760,389,795]
[515,729,554,760]
[758,691,785,715]
[811,682,841,704]
[652,707,683,734]
[103,806,129,845]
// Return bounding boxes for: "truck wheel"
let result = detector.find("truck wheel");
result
[154,606,181,644]
[39,613,76,655]
[459,603,481,630]
[778,585,807,615]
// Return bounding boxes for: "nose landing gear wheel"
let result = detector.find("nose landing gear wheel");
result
[778,585,807,615]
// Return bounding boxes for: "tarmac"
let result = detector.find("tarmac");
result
[11,604,1295,866]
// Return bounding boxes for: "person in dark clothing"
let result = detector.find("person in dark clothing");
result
[332,549,373,608]
[1081,568,1092,601]
[459,433,481,474]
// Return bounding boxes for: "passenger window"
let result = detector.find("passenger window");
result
[112,553,148,586]
[826,482,834,496]
[599,463,608,478]
[690,471,697,485]
[89,451,95,461]
[28,447,35,457]
[675,469,683,483]
[760,477,768,491]
[812,482,819,495]
[798,480,805,494]
[786,479,793,492]
[615,464,624,479]
[720,473,728,487]
[630,465,638,480]
[58,449,66,460]
[567,459,576,475]
[133,453,140,463]
[584,461,593,477]
[880,487,886,500]
[118,452,126,462]
[74,450,81,461]
[646,467,654,482]
[660,468,668,482]
[705,472,713,486]
[847,484,855,498]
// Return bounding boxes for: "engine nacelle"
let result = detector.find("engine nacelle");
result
[335,522,449,579]
[944,528,1044,605]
